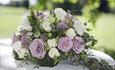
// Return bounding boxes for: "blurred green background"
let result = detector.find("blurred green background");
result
[0,0,115,59]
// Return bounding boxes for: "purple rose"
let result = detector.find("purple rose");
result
[29,39,46,59]
[36,12,44,19]
[39,34,48,42]
[21,35,29,48]
[12,33,29,48]
[73,37,85,54]
[58,37,73,52]
[57,21,68,30]
[12,34,18,44]
[12,34,20,44]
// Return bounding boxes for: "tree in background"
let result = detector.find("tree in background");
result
[23,0,29,9]
[7,0,29,9]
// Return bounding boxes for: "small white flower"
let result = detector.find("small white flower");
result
[47,39,57,48]
[66,28,76,39]
[41,20,52,32]
[48,15,55,24]
[26,32,33,36]
[43,11,50,16]
[20,16,33,31]
[54,8,67,21]
[48,48,60,58]
[15,32,21,36]
[73,20,86,35]
[12,41,29,58]
[43,11,55,24]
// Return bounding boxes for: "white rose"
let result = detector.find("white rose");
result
[48,48,60,58]
[41,19,52,32]
[73,20,86,35]
[26,32,33,36]
[49,15,55,24]
[12,41,29,58]
[43,11,55,24]
[43,11,50,16]
[20,16,33,31]
[54,8,67,20]
[47,39,57,48]
[66,28,76,39]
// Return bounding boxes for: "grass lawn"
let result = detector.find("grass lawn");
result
[91,14,115,50]
[92,14,115,58]
[0,6,115,58]
[78,13,115,58]
[0,6,28,38]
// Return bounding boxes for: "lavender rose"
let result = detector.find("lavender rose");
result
[12,34,20,44]
[58,37,73,52]
[21,35,29,48]
[12,34,29,59]
[29,39,46,59]
[73,36,85,54]
[36,12,44,19]
[12,33,29,48]
[57,21,68,30]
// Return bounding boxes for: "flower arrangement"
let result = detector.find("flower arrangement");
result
[12,8,97,67]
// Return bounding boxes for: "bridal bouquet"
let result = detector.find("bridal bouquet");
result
[12,8,97,67]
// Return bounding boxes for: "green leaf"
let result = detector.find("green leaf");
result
[12,50,23,60]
